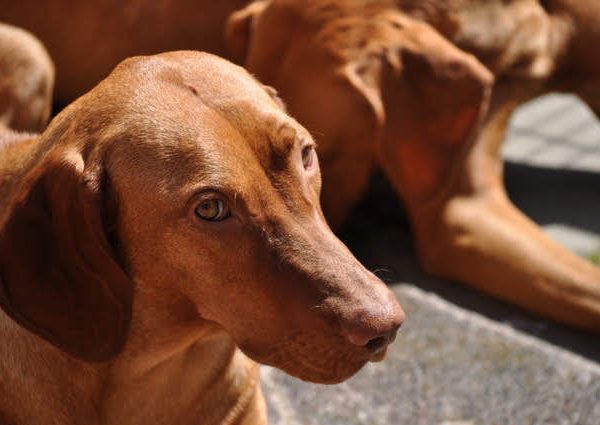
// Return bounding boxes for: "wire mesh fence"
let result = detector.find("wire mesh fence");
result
[504,94,600,172]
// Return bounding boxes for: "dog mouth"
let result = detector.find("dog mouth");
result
[285,340,393,382]
[239,336,375,384]
[280,353,369,384]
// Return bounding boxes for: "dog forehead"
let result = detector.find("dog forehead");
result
[135,52,309,165]
[109,51,272,105]
[105,51,295,139]
[70,51,309,196]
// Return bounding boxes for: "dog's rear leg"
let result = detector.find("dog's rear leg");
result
[381,81,600,332]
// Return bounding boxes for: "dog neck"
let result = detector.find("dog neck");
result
[101,284,267,425]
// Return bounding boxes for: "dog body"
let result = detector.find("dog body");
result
[0,51,403,425]
[228,0,600,331]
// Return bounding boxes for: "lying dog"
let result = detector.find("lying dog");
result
[0,51,404,425]
[227,0,600,332]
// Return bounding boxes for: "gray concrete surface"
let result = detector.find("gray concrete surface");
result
[260,94,600,424]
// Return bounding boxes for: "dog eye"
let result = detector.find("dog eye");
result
[301,145,314,169]
[194,197,230,221]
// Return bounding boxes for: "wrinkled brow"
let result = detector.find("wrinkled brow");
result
[268,123,301,171]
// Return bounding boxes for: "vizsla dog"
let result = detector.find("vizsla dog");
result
[227,0,600,332]
[0,51,404,425]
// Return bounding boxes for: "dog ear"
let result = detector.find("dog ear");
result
[343,16,494,200]
[0,145,133,362]
[381,21,493,146]
[226,0,270,63]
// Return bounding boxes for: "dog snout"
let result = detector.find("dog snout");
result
[341,289,405,358]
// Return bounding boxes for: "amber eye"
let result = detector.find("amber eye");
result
[301,145,314,169]
[194,197,230,221]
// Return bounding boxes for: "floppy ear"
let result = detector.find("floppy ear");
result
[226,0,270,63]
[344,16,494,200]
[382,24,494,147]
[0,146,133,362]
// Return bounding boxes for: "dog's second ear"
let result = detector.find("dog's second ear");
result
[382,20,494,146]
[344,15,494,201]
[226,0,270,63]
[0,146,133,362]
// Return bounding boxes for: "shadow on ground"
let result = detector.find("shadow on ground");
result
[337,163,600,363]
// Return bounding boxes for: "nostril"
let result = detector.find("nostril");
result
[343,317,402,349]
[365,323,401,352]
[365,336,388,353]
[340,290,405,349]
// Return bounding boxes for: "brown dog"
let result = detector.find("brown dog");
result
[0,51,404,425]
[227,0,600,332]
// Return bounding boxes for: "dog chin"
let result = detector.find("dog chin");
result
[240,344,369,384]
[280,359,368,384]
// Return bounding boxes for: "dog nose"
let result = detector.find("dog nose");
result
[342,297,405,354]
[344,317,402,352]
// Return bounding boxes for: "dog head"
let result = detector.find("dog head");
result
[0,51,403,383]
[227,0,493,223]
